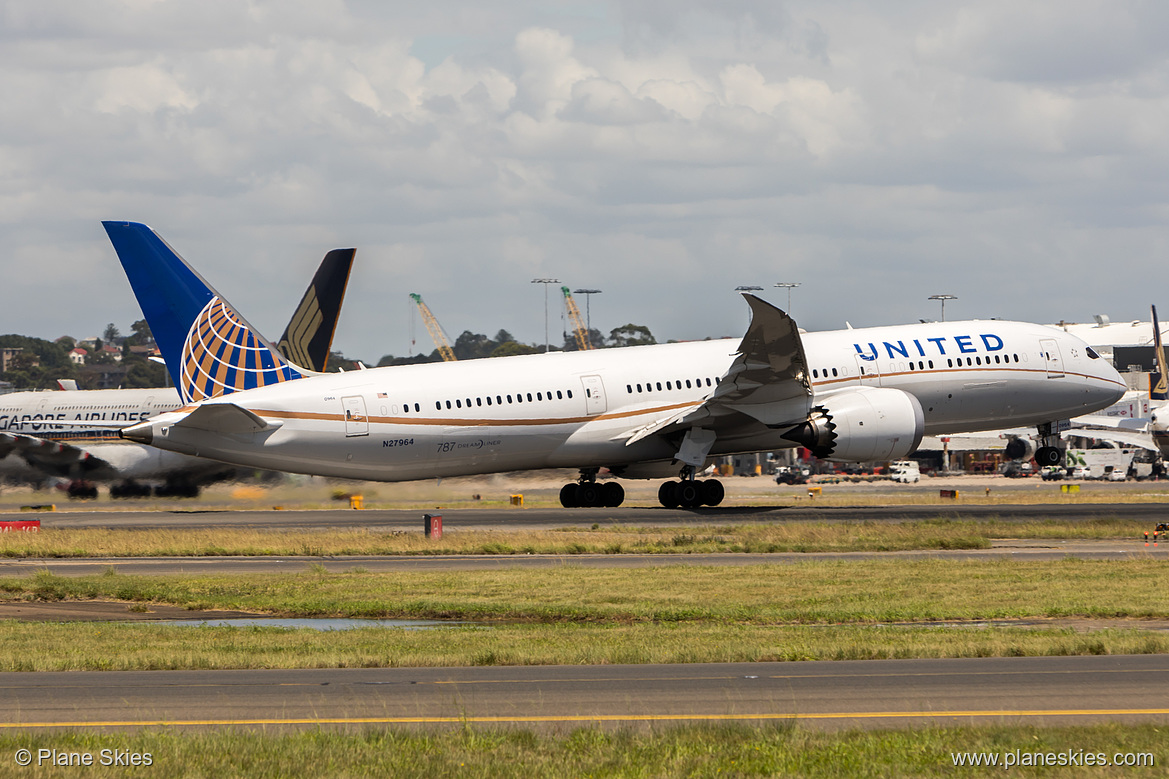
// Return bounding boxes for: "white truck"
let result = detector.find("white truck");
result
[889,460,921,483]
[1064,448,1135,481]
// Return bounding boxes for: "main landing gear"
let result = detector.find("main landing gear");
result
[1034,422,1065,468]
[657,466,724,509]
[559,470,625,508]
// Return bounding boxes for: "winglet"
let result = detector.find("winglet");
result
[103,221,304,404]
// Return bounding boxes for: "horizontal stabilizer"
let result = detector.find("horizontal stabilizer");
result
[0,432,113,477]
[174,403,276,435]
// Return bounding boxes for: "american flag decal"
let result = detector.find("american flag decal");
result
[179,297,302,403]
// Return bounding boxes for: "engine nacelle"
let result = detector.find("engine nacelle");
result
[781,387,925,462]
[1003,437,1034,461]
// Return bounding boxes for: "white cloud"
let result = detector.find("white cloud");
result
[2,1,1169,361]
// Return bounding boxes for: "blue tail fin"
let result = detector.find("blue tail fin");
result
[103,221,304,404]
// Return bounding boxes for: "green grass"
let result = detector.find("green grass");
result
[5,559,1168,624]
[0,621,1165,672]
[0,723,1162,777]
[2,560,1169,670]
[0,517,1158,558]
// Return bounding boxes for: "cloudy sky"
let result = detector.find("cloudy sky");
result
[3,0,1168,362]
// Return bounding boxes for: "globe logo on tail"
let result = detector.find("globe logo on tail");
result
[179,297,302,404]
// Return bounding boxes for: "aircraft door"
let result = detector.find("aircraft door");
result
[854,355,881,386]
[580,375,607,415]
[1039,339,1064,378]
[342,395,369,436]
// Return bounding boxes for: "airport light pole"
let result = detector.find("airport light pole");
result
[929,294,957,322]
[774,282,800,314]
[531,278,560,353]
[573,288,602,346]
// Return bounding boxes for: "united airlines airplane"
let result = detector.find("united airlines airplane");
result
[105,221,1126,508]
[0,246,353,497]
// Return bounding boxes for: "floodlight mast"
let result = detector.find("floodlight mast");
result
[929,294,957,322]
[774,282,800,314]
[531,278,560,353]
[573,288,602,347]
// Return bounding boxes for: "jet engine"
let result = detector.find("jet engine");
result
[1003,437,1034,461]
[781,387,925,462]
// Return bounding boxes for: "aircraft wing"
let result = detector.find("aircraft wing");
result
[0,432,117,478]
[1061,428,1160,452]
[623,295,812,446]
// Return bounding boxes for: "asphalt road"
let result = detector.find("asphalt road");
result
[1,656,1166,733]
[3,502,1169,530]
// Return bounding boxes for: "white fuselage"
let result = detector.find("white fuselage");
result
[134,319,1126,481]
[0,387,224,481]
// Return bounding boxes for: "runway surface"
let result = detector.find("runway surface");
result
[2,656,1167,732]
[5,502,1169,531]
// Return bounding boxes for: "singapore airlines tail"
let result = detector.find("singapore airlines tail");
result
[103,221,310,405]
[278,248,354,372]
[1151,305,1167,402]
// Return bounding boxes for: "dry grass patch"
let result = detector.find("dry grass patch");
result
[0,518,1155,559]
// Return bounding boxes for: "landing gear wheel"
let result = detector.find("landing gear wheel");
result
[559,483,578,508]
[700,479,724,506]
[658,480,680,509]
[575,482,601,508]
[1035,446,1063,467]
[600,481,625,508]
[678,480,702,509]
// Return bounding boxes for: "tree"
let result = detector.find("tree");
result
[453,330,493,360]
[490,340,540,358]
[103,323,121,343]
[608,323,656,348]
[129,319,154,346]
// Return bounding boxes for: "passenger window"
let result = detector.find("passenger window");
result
[456,399,462,408]
[832,368,838,377]
[496,396,502,404]
[415,403,420,412]
[566,390,573,398]
[507,395,513,403]
[537,392,543,401]
[947,359,953,367]
[813,369,818,378]
[627,385,633,394]
[476,397,482,406]
[685,379,692,389]
[637,384,643,392]
[928,361,934,369]
[527,393,533,402]
[557,390,563,399]
[445,400,451,409]
[706,378,712,386]
[486,396,492,406]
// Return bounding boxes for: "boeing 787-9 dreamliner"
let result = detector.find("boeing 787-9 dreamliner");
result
[105,221,1125,508]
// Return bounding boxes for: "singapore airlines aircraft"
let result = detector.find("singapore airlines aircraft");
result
[0,246,353,497]
[1148,306,1169,458]
[106,221,1126,508]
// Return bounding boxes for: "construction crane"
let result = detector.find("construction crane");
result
[409,293,457,362]
[561,286,592,350]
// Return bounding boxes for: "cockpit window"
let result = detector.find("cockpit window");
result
[1086,347,1100,359]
